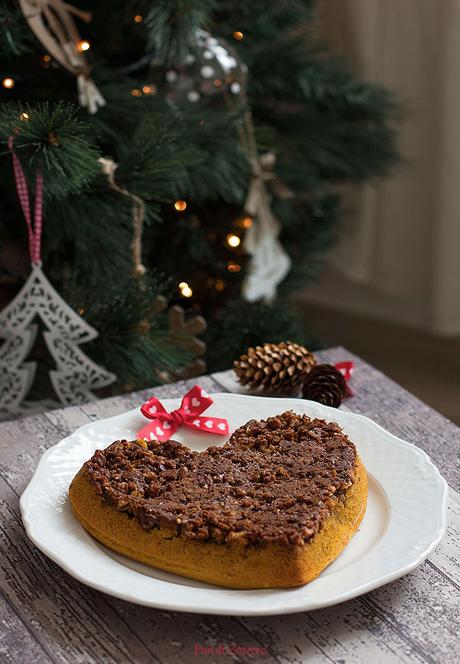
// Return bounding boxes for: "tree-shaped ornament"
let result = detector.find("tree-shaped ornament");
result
[0,137,115,417]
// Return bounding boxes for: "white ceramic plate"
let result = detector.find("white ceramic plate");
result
[20,393,448,616]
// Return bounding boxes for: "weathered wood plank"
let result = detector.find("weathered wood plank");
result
[1,378,273,664]
[0,477,163,664]
[429,489,460,586]
[0,348,458,664]
[0,589,53,664]
[107,601,282,664]
[231,492,459,664]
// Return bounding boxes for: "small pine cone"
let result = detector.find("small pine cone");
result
[301,364,347,408]
[234,341,316,393]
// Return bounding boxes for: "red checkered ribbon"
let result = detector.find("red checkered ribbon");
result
[137,385,229,442]
[8,135,44,265]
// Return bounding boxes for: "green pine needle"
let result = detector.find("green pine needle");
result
[0,102,101,198]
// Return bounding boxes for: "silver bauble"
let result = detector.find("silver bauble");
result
[148,29,247,104]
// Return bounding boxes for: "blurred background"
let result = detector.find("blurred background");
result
[293,0,460,423]
[1,0,458,424]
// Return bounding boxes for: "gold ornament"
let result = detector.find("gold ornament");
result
[234,341,316,393]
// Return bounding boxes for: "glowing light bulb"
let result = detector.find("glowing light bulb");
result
[227,262,241,273]
[19,112,29,121]
[174,200,187,211]
[215,279,225,291]
[233,31,244,41]
[78,40,90,52]
[134,14,143,23]
[226,233,241,248]
[2,77,14,89]
[178,281,193,297]
[142,85,155,94]
[240,216,253,229]
[131,88,142,97]
[42,54,51,63]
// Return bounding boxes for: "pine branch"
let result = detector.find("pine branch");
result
[144,0,216,64]
[277,192,340,291]
[115,105,204,201]
[0,3,38,60]
[0,102,101,199]
[44,183,134,289]
[76,274,196,388]
[206,299,321,372]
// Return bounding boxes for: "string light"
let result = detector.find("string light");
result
[178,282,193,298]
[174,200,187,211]
[2,77,14,89]
[215,279,225,291]
[227,262,241,273]
[19,112,29,121]
[226,233,241,248]
[233,31,244,41]
[142,85,156,95]
[134,14,143,23]
[240,216,253,229]
[131,88,142,97]
[214,79,222,87]
[43,54,51,62]
[77,40,90,52]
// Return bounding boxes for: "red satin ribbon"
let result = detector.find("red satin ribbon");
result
[137,385,229,442]
[335,361,354,397]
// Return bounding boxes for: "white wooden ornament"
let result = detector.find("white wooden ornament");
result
[240,111,292,303]
[0,264,116,415]
[18,0,105,114]
[242,172,291,303]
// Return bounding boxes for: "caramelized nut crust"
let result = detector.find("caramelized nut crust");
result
[84,411,357,547]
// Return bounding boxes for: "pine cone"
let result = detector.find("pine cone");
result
[234,341,316,393]
[301,364,347,408]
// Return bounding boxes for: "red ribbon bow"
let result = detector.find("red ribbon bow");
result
[335,361,354,397]
[137,385,229,442]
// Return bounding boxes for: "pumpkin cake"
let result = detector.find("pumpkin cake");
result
[69,411,367,588]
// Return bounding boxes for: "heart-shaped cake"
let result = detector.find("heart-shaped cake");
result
[69,411,367,588]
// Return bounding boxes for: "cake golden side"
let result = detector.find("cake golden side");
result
[69,450,367,590]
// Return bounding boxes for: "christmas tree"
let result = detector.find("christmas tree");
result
[0,0,399,402]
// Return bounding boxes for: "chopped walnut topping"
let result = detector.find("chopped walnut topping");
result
[82,411,357,547]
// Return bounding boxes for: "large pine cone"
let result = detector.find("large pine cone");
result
[301,364,347,407]
[234,341,316,393]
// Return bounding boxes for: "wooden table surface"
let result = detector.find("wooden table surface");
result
[1,347,459,664]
